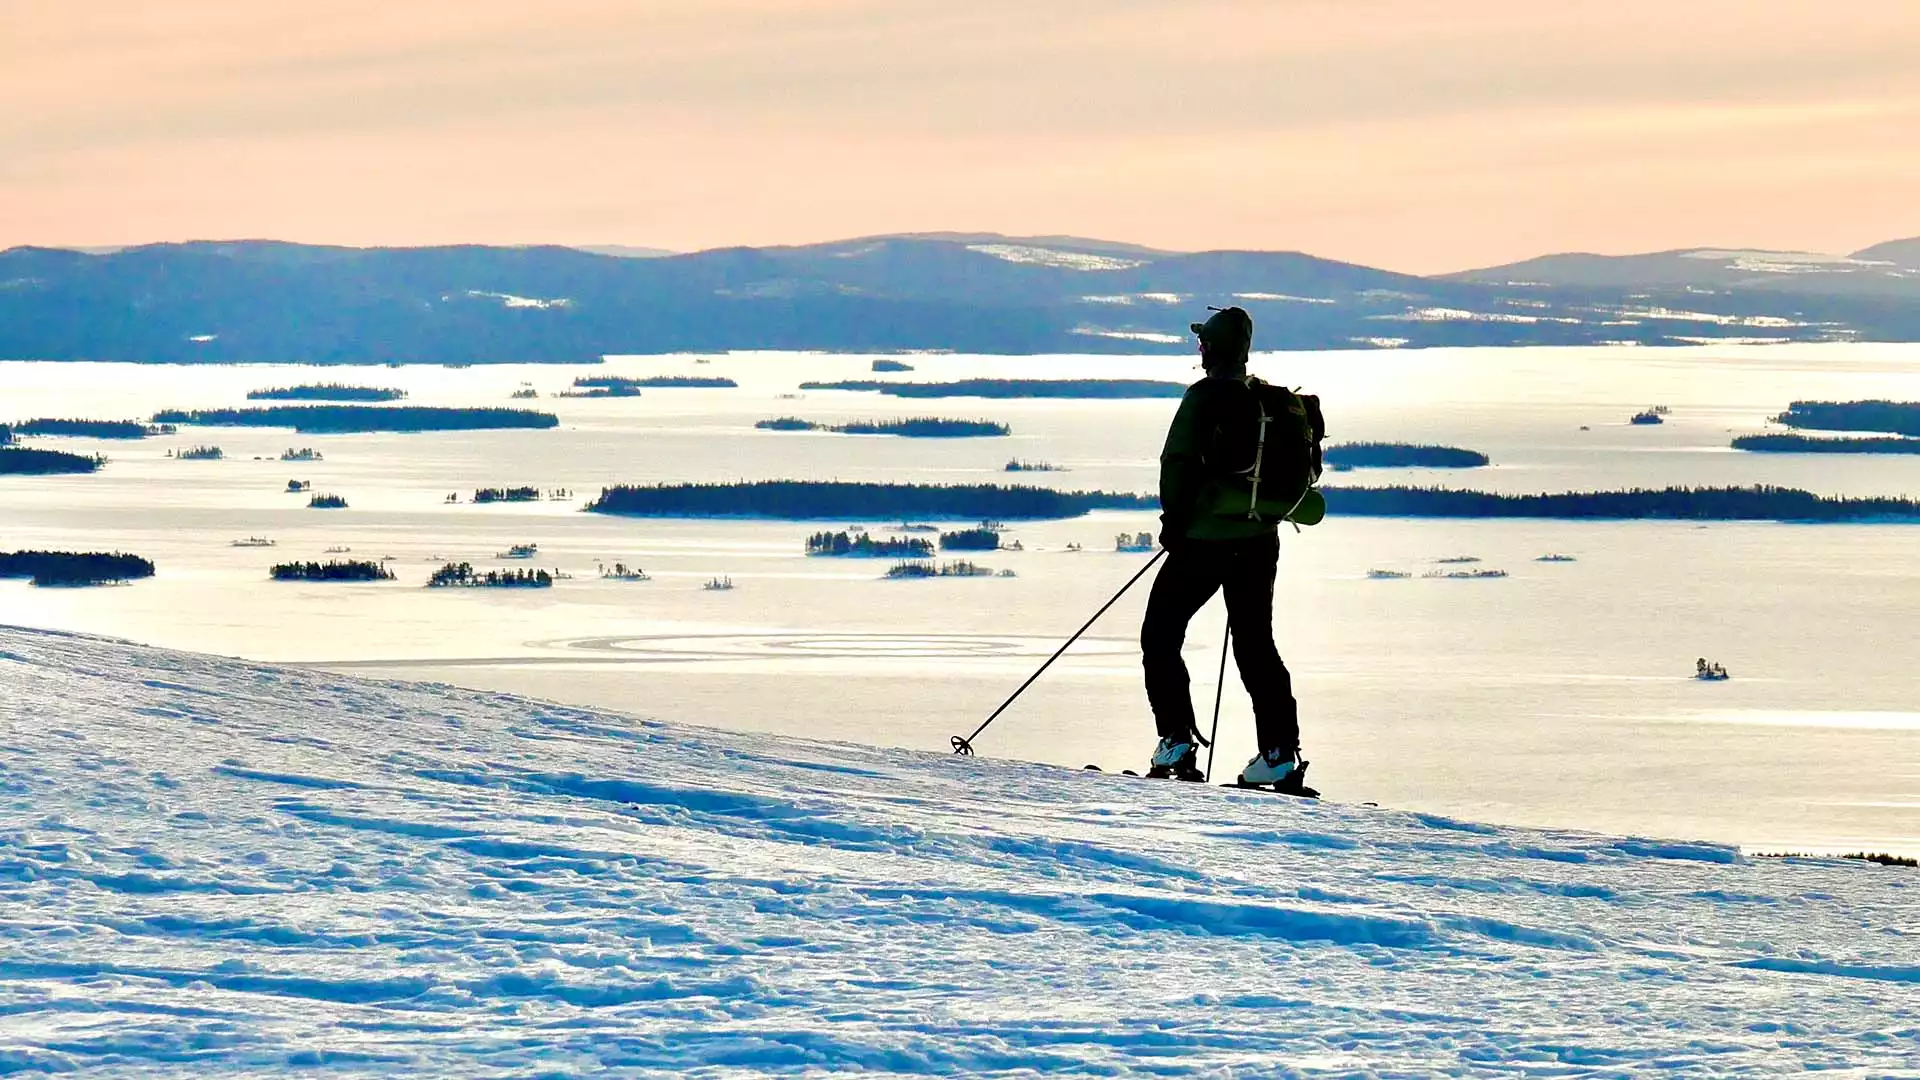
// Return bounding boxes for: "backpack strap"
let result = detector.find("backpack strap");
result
[1242,376,1272,520]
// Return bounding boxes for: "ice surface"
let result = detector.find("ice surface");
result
[1,624,1917,1075]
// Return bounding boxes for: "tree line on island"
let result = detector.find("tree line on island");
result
[575,375,738,390]
[0,445,105,474]
[270,559,395,582]
[559,378,640,398]
[427,562,554,588]
[149,405,558,433]
[1322,485,1920,521]
[1731,400,1920,454]
[267,560,566,586]
[10,418,174,438]
[587,481,1153,520]
[795,378,1187,399]
[1324,443,1490,469]
[804,531,934,557]
[1772,400,1920,438]
[755,417,1010,437]
[1732,434,1920,455]
[938,527,1001,550]
[585,479,1918,523]
[884,560,1004,579]
[248,383,408,402]
[0,550,154,587]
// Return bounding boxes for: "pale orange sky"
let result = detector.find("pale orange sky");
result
[5,0,1918,273]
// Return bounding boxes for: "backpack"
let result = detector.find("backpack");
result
[1202,376,1327,526]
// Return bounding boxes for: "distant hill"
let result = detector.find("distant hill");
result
[1446,247,1920,298]
[1851,237,1920,269]
[3,232,1918,363]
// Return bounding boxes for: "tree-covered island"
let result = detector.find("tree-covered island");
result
[14,418,174,438]
[472,486,542,503]
[248,384,408,402]
[754,417,1010,437]
[587,481,1155,520]
[558,375,738,398]
[586,375,738,389]
[0,550,154,587]
[885,560,1002,578]
[558,379,641,398]
[870,359,915,372]
[1732,434,1920,454]
[1773,400,1920,438]
[270,559,396,582]
[804,531,935,557]
[938,527,1001,551]
[586,480,1914,523]
[172,445,224,460]
[151,406,558,433]
[0,446,105,475]
[427,562,554,588]
[795,378,1187,399]
[1323,485,1920,522]
[1323,443,1490,468]
[308,493,349,509]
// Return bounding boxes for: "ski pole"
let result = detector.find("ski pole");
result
[1203,618,1230,782]
[951,547,1167,756]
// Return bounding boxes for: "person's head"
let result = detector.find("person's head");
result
[1190,306,1253,371]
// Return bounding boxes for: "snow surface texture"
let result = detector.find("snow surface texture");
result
[1,625,1916,1077]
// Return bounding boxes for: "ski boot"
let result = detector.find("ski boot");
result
[1146,737,1204,782]
[1238,748,1319,797]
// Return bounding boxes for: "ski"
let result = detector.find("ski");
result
[1223,780,1321,800]
[1082,761,1324,800]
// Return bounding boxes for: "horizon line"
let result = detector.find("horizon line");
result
[6,230,1914,278]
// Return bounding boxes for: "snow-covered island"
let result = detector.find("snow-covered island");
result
[0,624,1914,1075]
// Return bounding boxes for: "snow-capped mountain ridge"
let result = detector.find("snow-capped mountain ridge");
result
[0,624,1914,1075]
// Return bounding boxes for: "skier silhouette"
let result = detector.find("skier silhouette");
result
[1140,306,1307,790]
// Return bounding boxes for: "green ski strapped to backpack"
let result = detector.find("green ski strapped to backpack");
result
[1202,376,1327,527]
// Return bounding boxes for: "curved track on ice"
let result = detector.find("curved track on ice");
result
[0,625,1915,1075]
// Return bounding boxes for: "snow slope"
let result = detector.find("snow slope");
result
[1,625,1916,1076]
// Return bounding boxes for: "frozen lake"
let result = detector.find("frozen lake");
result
[4,343,1920,855]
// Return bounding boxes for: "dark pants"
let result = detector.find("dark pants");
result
[1140,533,1298,754]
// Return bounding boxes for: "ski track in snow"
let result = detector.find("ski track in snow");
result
[0,626,1916,1077]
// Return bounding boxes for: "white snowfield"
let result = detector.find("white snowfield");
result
[1,626,1916,1077]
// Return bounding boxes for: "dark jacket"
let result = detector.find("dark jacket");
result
[1158,368,1278,542]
